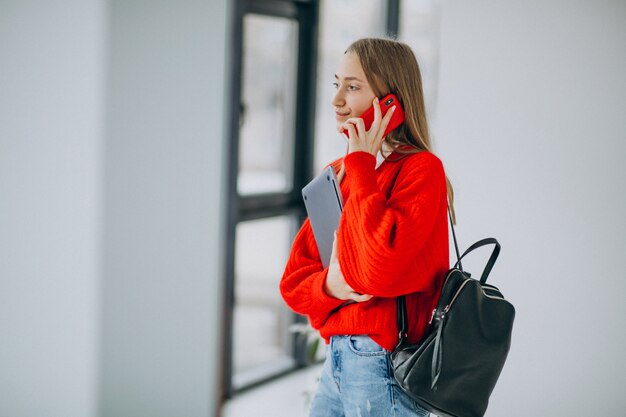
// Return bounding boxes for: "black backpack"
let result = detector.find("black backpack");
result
[391,211,515,417]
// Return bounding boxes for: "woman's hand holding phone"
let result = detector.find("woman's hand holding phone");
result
[341,96,398,157]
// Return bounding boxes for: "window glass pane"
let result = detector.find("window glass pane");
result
[400,0,442,119]
[314,0,386,172]
[238,14,299,195]
[232,216,296,388]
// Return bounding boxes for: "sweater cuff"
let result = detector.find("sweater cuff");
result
[310,269,345,314]
[344,152,379,194]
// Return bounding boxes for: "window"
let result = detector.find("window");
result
[223,0,319,398]
[238,14,298,195]
[400,0,442,120]
[232,216,297,388]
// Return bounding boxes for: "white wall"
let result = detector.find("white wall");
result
[99,0,229,416]
[0,0,230,416]
[435,0,626,415]
[0,1,106,416]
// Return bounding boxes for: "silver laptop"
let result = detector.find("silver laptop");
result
[302,166,344,268]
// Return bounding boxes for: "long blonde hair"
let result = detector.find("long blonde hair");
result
[342,38,456,224]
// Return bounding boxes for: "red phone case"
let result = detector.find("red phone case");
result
[342,93,405,139]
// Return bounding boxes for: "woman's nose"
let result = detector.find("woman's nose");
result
[331,90,345,108]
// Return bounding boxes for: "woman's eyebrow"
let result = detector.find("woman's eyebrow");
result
[334,74,365,82]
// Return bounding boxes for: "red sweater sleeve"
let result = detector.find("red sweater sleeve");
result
[337,151,446,297]
[279,219,346,329]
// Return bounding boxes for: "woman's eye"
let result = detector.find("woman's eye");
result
[332,82,359,91]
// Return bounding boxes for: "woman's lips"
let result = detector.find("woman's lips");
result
[335,111,350,120]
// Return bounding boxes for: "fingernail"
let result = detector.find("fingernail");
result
[392,105,397,111]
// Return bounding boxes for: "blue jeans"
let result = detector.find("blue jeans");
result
[309,335,430,417]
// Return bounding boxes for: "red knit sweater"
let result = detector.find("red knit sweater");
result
[280,150,449,351]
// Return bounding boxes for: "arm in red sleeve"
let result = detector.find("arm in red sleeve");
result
[337,151,446,297]
[279,219,346,329]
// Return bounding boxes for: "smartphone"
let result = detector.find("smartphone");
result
[342,93,405,139]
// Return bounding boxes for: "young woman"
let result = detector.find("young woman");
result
[280,38,455,417]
